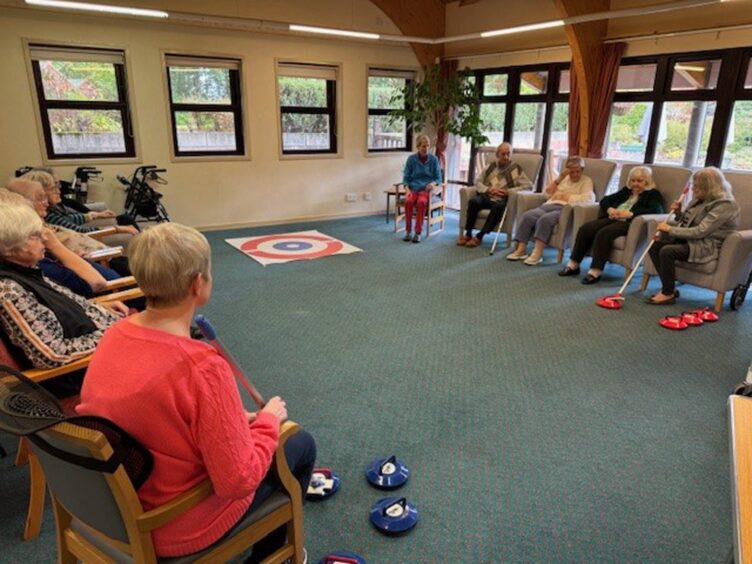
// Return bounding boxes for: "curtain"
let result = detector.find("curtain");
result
[567,68,581,156]
[567,42,626,158]
[434,59,458,175]
[587,42,626,158]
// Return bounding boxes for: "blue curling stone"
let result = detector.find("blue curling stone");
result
[365,455,409,489]
[318,550,367,564]
[306,467,341,501]
[369,496,418,535]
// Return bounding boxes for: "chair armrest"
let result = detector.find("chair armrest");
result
[515,191,547,216]
[93,287,144,304]
[619,216,652,268]
[19,355,92,384]
[459,186,479,232]
[88,227,118,239]
[95,276,137,294]
[713,230,752,291]
[85,247,124,263]
[136,420,301,533]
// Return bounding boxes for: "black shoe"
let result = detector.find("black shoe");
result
[412,234,421,243]
[581,274,601,285]
[403,233,412,242]
[558,266,580,277]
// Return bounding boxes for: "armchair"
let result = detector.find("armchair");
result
[458,149,544,247]
[514,158,616,262]
[641,170,752,312]
[570,164,692,281]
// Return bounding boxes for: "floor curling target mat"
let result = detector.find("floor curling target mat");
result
[225,230,362,266]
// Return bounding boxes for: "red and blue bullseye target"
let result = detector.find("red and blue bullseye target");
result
[240,234,344,261]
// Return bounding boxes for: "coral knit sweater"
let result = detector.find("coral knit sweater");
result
[76,318,280,557]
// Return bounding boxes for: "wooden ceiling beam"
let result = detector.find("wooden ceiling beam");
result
[370,0,445,65]
[553,0,610,155]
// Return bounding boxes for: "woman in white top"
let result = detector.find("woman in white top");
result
[507,156,595,265]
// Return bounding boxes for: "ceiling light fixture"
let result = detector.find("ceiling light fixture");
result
[25,0,168,17]
[289,24,379,40]
[480,20,565,38]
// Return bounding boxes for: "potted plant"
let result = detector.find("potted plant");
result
[388,64,489,152]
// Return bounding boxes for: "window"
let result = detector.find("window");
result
[165,54,245,157]
[654,101,716,167]
[670,59,721,91]
[277,62,338,155]
[367,68,414,152]
[29,44,135,159]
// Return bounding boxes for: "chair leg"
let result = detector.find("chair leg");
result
[24,451,46,540]
[715,292,724,313]
[556,249,564,263]
[640,273,650,292]
[50,497,76,564]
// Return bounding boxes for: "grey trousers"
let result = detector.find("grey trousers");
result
[514,203,563,244]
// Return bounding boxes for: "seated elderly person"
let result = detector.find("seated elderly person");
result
[459,142,532,248]
[646,166,740,305]
[508,156,594,265]
[8,177,131,278]
[22,170,137,249]
[0,200,126,369]
[5,179,126,296]
[401,133,442,243]
[559,165,664,284]
[76,223,316,561]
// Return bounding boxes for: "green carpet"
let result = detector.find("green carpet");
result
[1,212,748,563]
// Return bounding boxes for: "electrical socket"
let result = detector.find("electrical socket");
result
[363,192,372,201]
[345,192,357,203]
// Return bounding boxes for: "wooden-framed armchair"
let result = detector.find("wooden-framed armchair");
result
[394,182,447,238]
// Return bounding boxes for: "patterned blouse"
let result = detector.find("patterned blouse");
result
[0,274,119,368]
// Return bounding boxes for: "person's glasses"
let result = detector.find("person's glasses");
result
[34,196,48,204]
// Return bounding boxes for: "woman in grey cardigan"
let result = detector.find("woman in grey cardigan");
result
[647,167,740,305]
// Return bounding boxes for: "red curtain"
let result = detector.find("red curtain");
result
[587,42,626,158]
[567,42,626,158]
[434,59,458,173]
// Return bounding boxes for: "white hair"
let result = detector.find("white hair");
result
[0,201,44,257]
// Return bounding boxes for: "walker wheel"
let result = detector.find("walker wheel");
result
[731,285,747,311]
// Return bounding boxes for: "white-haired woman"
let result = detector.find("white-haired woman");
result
[77,223,316,561]
[22,170,137,248]
[0,200,125,369]
[508,156,595,265]
[647,167,740,305]
[400,133,442,243]
[559,165,664,284]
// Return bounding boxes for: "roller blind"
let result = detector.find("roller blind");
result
[29,44,124,65]
[165,54,241,71]
[369,67,416,80]
[277,62,337,80]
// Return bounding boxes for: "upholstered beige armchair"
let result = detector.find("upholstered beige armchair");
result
[513,157,617,262]
[458,149,544,248]
[570,163,692,281]
[641,170,752,312]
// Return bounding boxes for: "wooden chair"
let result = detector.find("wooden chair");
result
[27,419,305,563]
[394,182,447,238]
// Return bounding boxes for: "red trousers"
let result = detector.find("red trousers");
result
[404,190,429,234]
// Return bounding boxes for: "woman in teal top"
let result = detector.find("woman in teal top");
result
[559,165,664,284]
[401,134,442,243]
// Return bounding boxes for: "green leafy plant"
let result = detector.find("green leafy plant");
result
[387,64,488,149]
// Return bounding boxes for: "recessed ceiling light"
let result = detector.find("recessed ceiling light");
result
[289,24,379,40]
[25,0,168,18]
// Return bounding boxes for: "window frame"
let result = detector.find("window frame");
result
[366,67,415,154]
[28,43,136,161]
[276,62,339,157]
[164,53,246,159]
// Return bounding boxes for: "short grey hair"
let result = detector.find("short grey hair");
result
[0,188,32,206]
[628,165,656,189]
[692,166,732,201]
[565,156,585,169]
[415,134,431,148]
[0,201,44,257]
[21,170,56,191]
[7,178,45,203]
[128,223,211,308]
[496,142,512,155]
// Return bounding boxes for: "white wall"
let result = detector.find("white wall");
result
[0,6,418,229]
